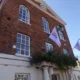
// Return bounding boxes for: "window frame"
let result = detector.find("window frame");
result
[57,26,64,41]
[15,73,30,80]
[16,33,30,57]
[42,17,50,34]
[19,5,30,24]
[63,49,69,55]
[58,30,64,40]
[45,42,53,52]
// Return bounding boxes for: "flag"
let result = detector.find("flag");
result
[49,27,61,47]
[74,39,80,51]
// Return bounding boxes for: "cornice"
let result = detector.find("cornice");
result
[26,0,66,25]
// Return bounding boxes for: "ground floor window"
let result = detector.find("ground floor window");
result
[15,73,30,80]
[16,33,30,57]
[45,43,53,52]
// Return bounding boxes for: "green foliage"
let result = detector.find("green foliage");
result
[30,51,77,70]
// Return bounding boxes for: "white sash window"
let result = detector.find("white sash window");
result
[16,33,30,57]
[42,17,50,34]
[45,43,53,52]
[63,49,69,54]
[19,5,30,24]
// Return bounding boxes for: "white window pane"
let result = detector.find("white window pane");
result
[23,10,26,14]
[26,36,29,40]
[19,14,22,19]
[21,50,25,55]
[63,49,69,54]
[16,49,20,54]
[17,38,21,43]
[15,73,30,80]
[45,43,53,52]
[23,15,26,19]
[25,51,29,55]
[16,43,20,49]
[25,46,29,50]
[22,40,26,44]
[42,17,50,34]
[21,44,25,49]
[50,44,53,51]
[22,35,26,40]
[25,19,28,22]
[26,41,29,45]
[17,34,21,38]
[19,5,30,24]
[22,18,26,22]
[16,33,30,56]
[20,9,22,14]
[58,31,64,40]
[19,9,23,15]
[45,43,49,51]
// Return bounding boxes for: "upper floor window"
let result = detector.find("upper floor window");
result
[45,43,53,52]
[42,17,50,34]
[63,49,69,54]
[58,31,64,40]
[19,5,30,24]
[57,26,64,40]
[16,33,30,57]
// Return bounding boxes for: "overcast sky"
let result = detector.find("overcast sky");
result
[44,0,80,57]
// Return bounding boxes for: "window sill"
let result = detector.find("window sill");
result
[60,38,65,41]
[44,31,50,34]
[61,40,66,42]
[15,53,31,58]
[0,53,31,62]
[18,19,31,26]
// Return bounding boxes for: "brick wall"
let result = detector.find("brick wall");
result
[0,0,73,55]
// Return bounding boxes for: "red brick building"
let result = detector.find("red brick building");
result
[0,0,73,56]
[0,0,73,80]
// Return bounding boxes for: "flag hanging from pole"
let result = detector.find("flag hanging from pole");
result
[74,39,80,51]
[49,27,61,47]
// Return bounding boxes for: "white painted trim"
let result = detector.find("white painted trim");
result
[19,5,30,24]
[44,2,67,25]
[0,53,32,68]
[42,17,50,34]
[16,33,31,57]
[15,54,31,58]
[29,0,66,25]
[45,42,53,52]
[0,53,31,61]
